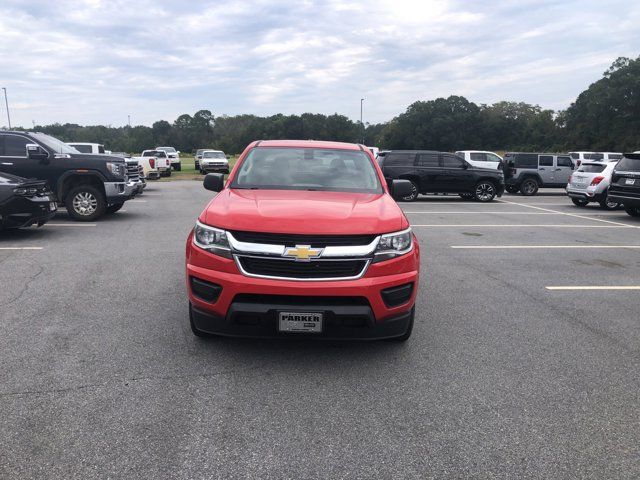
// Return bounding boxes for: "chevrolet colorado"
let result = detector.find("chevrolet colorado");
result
[186,140,420,341]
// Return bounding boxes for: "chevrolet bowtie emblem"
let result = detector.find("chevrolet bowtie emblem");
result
[283,245,323,261]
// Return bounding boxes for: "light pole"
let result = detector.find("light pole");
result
[2,88,11,130]
[360,98,364,144]
[128,114,131,127]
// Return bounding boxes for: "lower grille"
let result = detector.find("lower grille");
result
[237,256,368,280]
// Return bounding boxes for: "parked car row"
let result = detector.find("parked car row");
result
[0,130,144,227]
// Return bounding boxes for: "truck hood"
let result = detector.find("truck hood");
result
[201,189,408,235]
[67,153,126,164]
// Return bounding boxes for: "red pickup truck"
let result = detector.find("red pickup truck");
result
[185,140,420,340]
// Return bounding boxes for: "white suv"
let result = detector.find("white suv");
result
[156,146,181,171]
[455,151,503,169]
[566,161,622,210]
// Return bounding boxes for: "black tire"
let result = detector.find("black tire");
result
[624,206,640,217]
[572,198,589,207]
[195,162,199,170]
[400,180,419,202]
[64,184,107,221]
[474,181,497,202]
[387,307,414,342]
[166,168,172,177]
[599,192,621,210]
[505,185,519,194]
[174,164,181,172]
[520,178,539,196]
[106,203,124,214]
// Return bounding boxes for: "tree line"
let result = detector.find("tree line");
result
[27,56,640,154]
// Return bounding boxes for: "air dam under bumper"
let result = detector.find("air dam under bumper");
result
[186,233,420,339]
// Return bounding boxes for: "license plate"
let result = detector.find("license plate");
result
[278,312,323,333]
[625,178,635,185]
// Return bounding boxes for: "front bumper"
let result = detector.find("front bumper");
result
[0,195,57,229]
[201,164,229,174]
[186,233,420,339]
[104,181,137,203]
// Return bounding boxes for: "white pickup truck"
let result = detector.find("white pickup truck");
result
[138,150,172,179]
[156,146,181,171]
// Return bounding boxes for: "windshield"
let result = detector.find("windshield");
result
[232,147,383,193]
[32,133,79,154]
[203,152,225,159]
[158,147,176,153]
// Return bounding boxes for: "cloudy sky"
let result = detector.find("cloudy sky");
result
[1,0,638,128]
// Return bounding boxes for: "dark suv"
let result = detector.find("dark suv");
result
[381,150,505,202]
[503,152,574,195]
[0,131,136,220]
[608,153,640,217]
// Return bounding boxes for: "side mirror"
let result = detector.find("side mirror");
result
[176,151,181,154]
[203,173,225,192]
[391,179,413,199]
[27,144,49,162]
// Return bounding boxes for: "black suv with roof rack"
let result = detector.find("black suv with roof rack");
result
[608,153,640,217]
[381,150,504,202]
[0,131,137,221]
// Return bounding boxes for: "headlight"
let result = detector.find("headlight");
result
[106,162,125,177]
[193,221,231,258]
[373,228,413,263]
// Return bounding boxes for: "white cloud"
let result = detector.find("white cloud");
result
[0,0,638,129]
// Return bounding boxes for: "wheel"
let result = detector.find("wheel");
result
[599,192,621,210]
[474,181,497,202]
[106,203,124,214]
[520,179,539,196]
[165,168,172,177]
[572,198,589,207]
[65,185,107,221]
[189,303,212,338]
[505,185,519,194]
[195,162,199,170]
[624,206,640,217]
[174,164,181,172]
[400,180,419,202]
[387,307,414,342]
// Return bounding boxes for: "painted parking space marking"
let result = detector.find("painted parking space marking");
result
[451,245,640,249]
[411,224,630,228]
[404,211,627,216]
[127,200,147,203]
[45,223,97,227]
[498,199,639,228]
[546,286,640,291]
[0,247,43,250]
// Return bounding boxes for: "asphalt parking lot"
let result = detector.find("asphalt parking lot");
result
[1,183,639,479]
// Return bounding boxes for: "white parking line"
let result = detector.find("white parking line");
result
[498,199,638,228]
[451,245,640,249]
[127,200,147,203]
[45,223,97,227]
[404,211,625,216]
[411,224,629,228]
[546,286,640,291]
[0,247,43,250]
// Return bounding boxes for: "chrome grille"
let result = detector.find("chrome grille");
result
[126,160,140,182]
[236,256,369,280]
